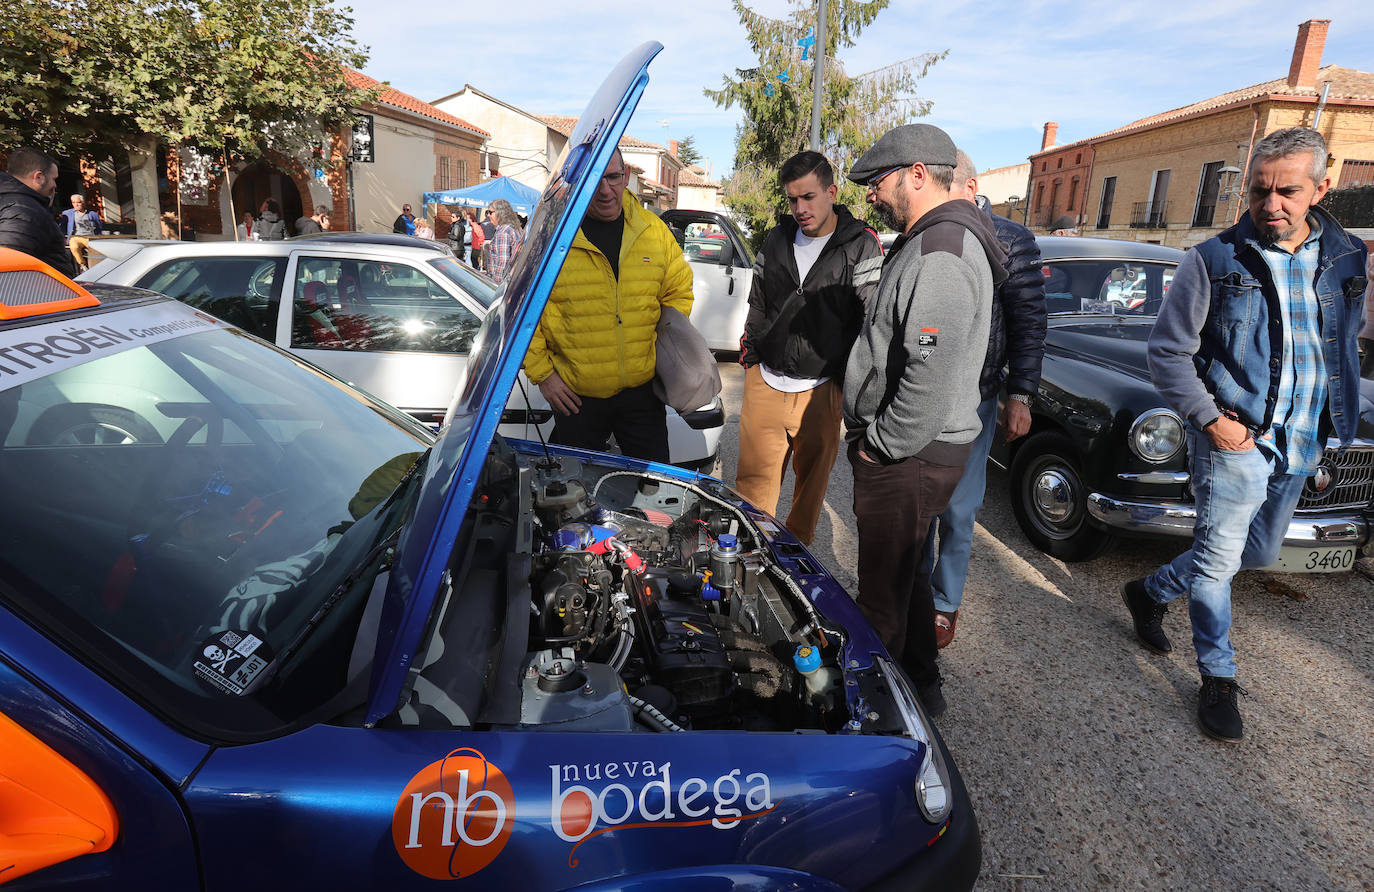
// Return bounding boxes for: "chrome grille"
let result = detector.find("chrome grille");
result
[1296,443,1374,511]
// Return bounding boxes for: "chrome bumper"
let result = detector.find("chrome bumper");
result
[1086,493,1370,549]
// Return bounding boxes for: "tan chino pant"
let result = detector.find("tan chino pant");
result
[733,364,843,545]
[68,236,93,271]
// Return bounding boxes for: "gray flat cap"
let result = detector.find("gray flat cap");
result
[848,123,958,184]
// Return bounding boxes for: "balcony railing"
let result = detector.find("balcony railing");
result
[1130,201,1169,228]
[1192,200,1218,228]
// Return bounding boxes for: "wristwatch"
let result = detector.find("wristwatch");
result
[1008,393,1033,406]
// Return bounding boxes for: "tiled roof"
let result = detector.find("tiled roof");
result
[345,68,489,137]
[679,165,719,187]
[535,114,578,136]
[1097,65,1374,143]
[618,134,664,150]
[534,115,666,151]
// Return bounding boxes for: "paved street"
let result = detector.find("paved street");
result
[710,360,1374,890]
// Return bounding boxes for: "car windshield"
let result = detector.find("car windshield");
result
[0,314,432,740]
[428,256,498,308]
[1041,259,1176,317]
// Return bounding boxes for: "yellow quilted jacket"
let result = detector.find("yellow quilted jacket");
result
[524,193,694,398]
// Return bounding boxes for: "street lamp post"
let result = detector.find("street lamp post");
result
[809,0,827,151]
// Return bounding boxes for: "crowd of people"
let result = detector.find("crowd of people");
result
[521,124,1370,745]
[393,200,525,281]
[3,123,1371,744]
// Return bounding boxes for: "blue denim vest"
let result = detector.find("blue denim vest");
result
[1191,207,1367,446]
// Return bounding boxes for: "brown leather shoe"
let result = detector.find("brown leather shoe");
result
[934,610,958,649]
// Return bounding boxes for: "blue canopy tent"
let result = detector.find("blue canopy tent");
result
[421,177,542,216]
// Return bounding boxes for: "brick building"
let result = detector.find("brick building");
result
[1044,19,1374,248]
[1026,122,1094,230]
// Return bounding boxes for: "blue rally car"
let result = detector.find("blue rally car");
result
[0,44,978,890]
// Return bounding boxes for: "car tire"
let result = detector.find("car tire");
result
[1009,431,1115,561]
[26,403,162,446]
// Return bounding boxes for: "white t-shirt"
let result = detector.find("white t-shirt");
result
[761,228,834,393]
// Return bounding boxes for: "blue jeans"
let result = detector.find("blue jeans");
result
[921,396,999,614]
[1144,426,1306,678]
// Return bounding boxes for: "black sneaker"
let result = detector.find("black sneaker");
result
[1122,578,1171,654]
[915,680,947,719]
[1198,675,1246,742]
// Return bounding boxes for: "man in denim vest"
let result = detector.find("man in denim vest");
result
[1126,128,1367,742]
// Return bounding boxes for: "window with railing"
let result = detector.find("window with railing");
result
[1338,159,1374,188]
[1097,176,1116,229]
[1133,170,1171,228]
[1131,200,1170,228]
[437,157,451,191]
[1193,161,1223,228]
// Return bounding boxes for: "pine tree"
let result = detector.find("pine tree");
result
[676,135,703,168]
[705,0,945,244]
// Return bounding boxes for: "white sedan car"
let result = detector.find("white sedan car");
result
[80,237,724,471]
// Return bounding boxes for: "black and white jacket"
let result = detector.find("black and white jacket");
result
[740,204,884,381]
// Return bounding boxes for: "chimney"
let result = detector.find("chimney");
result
[669,139,679,157]
[1041,122,1059,152]
[1287,19,1330,91]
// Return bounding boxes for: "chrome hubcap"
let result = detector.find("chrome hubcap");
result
[1032,468,1075,524]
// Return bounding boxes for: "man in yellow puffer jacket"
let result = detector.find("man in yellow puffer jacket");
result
[524,149,694,462]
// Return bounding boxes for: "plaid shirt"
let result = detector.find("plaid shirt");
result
[1255,216,1327,474]
[488,224,523,282]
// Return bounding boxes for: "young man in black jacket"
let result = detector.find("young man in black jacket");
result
[735,151,883,545]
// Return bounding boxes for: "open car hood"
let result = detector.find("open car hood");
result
[365,42,663,725]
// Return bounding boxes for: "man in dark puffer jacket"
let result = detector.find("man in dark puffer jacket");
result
[919,151,1047,650]
[0,147,77,277]
[736,151,884,545]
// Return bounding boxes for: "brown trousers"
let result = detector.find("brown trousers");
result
[733,365,843,545]
[850,440,970,687]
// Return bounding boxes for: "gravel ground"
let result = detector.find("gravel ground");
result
[709,360,1374,891]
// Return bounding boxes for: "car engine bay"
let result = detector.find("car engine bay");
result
[403,440,892,736]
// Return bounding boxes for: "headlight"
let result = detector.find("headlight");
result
[876,656,954,824]
[1128,408,1184,462]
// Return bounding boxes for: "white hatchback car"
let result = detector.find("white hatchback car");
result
[659,210,756,354]
[80,237,724,471]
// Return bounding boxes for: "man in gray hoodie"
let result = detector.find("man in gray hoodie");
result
[844,124,1007,717]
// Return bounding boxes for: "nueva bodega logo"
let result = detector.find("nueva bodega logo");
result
[392,748,515,879]
[551,760,778,867]
[392,752,780,877]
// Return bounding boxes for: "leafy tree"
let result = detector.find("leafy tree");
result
[706,0,945,246]
[676,134,702,168]
[0,0,374,236]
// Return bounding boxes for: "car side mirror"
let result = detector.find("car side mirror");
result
[717,243,734,269]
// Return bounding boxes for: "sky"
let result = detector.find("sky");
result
[344,0,1374,184]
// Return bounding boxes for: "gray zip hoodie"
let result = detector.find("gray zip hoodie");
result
[843,199,1007,462]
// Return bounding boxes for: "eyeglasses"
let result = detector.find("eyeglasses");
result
[865,165,905,190]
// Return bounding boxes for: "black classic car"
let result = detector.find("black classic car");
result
[991,235,1372,573]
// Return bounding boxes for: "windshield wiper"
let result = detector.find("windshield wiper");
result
[249,450,430,692]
